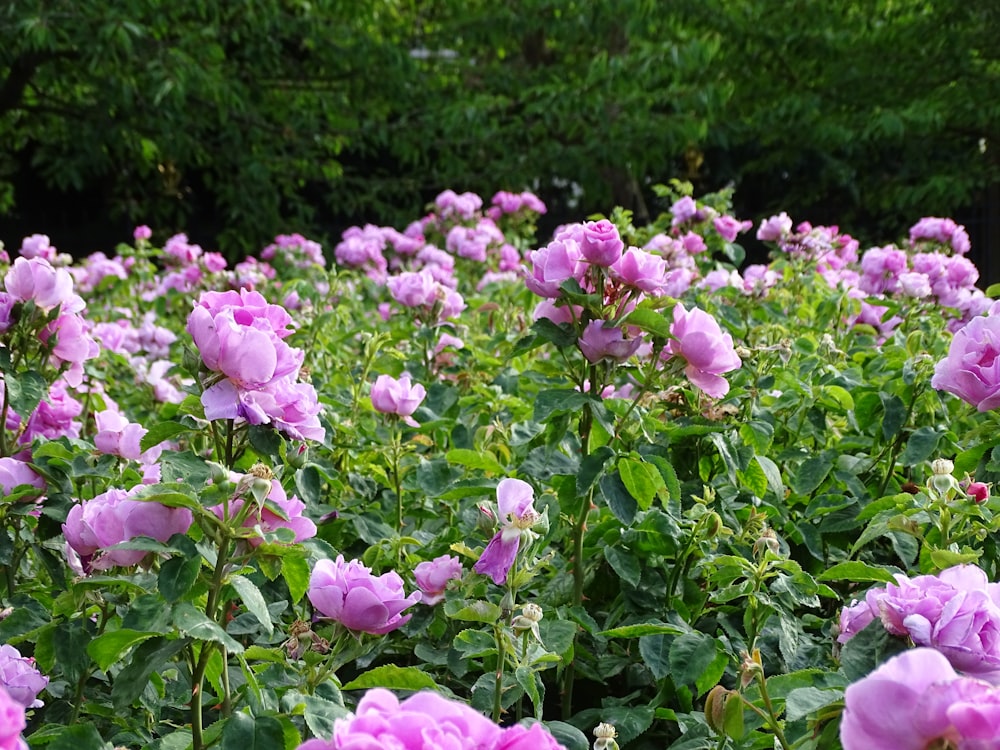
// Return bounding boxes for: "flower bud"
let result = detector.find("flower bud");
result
[739,648,764,688]
[593,722,619,750]
[704,685,730,734]
[511,603,544,641]
[703,511,723,538]
[968,481,990,504]
[250,477,273,504]
[288,443,309,469]
[753,527,780,558]
[249,462,275,480]
[932,458,955,476]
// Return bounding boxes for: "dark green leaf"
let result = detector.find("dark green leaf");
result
[341,665,439,691]
[220,712,285,750]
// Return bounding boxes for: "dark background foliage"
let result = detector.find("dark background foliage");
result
[1,0,999,278]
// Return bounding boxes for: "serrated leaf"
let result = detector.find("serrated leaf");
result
[47,724,113,750]
[158,553,202,602]
[622,307,673,338]
[219,712,284,750]
[112,636,188,710]
[229,574,273,636]
[817,561,896,583]
[619,457,664,510]
[87,629,160,672]
[444,599,502,623]
[445,449,506,474]
[140,421,192,453]
[5,370,46,417]
[340,664,439,691]
[784,686,844,722]
[282,554,311,605]
[930,548,981,569]
[604,546,641,587]
[600,623,685,638]
[173,602,244,653]
[669,632,720,689]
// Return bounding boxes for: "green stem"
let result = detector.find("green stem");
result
[755,672,790,750]
[492,620,506,723]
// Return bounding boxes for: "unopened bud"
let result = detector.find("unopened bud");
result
[250,476,273,504]
[753,527,780,558]
[703,511,723,538]
[932,458,955,476]
[739,648,763,688]
[288,443,309,469]
[593,722,619,750]
[511,603,544,641]
[704,685,730,734]
[968,481,990,504]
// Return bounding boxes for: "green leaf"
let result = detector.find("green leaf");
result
[755,455,784,498]
[543,721,590,750]
[638,635,671,681]
[604,545,641,587]
[229,574,274,636]
[445,448,506,474]
[515,666,543,718]
[444,599,503,623]
[341,664,439,691]
[533,389,590,422]
[55,619,92,682]
[737,458,768,498]
[600,623,685,638]
[791,452,834,495]
[619,457,664,510]
[930,548,981,569]
[5,370,46,417]
[622,307,673,338]
[817,561,897,584]
[87,629,160,672]
[112,636,188,710]
[140,420,192,453]
[901,426,943,466]
[530,318,577,348]
[880,393,906,439]
[282,554,311,605]
[173,602,244,653]
[577,446,615,496]
[158,553,202,602]
[220,712,285,750]
[599,472,637,525]
[539,619,577,657]
[47,724,113,750]
[669,632,721,689]
[283,691,350,741]
[784,686,844,722]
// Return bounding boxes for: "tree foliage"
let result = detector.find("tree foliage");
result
[1,1,998,252]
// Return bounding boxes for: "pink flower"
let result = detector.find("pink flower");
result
[0,458,44,500]
[387,269,438,308]
[211,478,316,546]
[525,239,584,298]
[0,685,28,750]
[307,555,420,634]
[63,487,193,572]
[371,374,426,425]
[414,554,463,604]
[610,248,668,293]
[577,320,643,364]
[670,196,699,226]
[4,257,77,311]
[841,648,1000,749]
[664,304,742,398]
[713,215,753,242]
[434,189,483,220]
[757,212,793,242]
[580,220,624,266]
[93,409,148,461]
[133,225,152,241]
[681,231,707,255]
[932,313,1000,411]
[0,645,47,708]
[474,478,538,586]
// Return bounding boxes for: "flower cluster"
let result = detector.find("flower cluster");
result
[296,687,565,750]
[841,648,1000,749]
[308,555,420,635]
[260,233,326,271]
[0,645,47,708]
[62,486,194,573]
[837,564,1000,678]
[186,289,324,441]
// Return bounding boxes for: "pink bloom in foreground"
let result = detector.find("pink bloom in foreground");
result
[580,220,624,267]
[525,238,585,298]
[414,554,463,605]
[295,687,565,750]
[841,648,1000,749]
[664,304,742,398]
[0,645,48,709]
[307,555,420,634]
[610,248,668,294]
[93,409,148,461]
[932,312,1000,411]
[0,458,44,499]
[474,478,538,585]
[0,685,28,750]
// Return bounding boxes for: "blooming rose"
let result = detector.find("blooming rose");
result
[0,645,47,708]
[841,648,1000,749]
[580,220,624,266]
[0,458,44,499]
[414,554,464,605]
[756,212,793,242]
[664,304,742,398]
[0,685,28,750]
[370,373,426,426]
[525,239,585,298]
[610,248,668,293]
[474,478,539,585]
[931,312,1000,411]
[307,555,420,634]
[577,320,643,364]
[387,269,438,308]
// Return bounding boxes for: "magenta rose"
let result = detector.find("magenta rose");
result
[610,248,668,294]
[307,555,420,634]
[580,220,624,266]
[664,304,742,398]
[932,312,1000,411]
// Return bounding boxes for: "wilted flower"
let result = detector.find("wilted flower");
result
[0,645,47,708]
[473,478,539,586]
[308,555,420,635]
